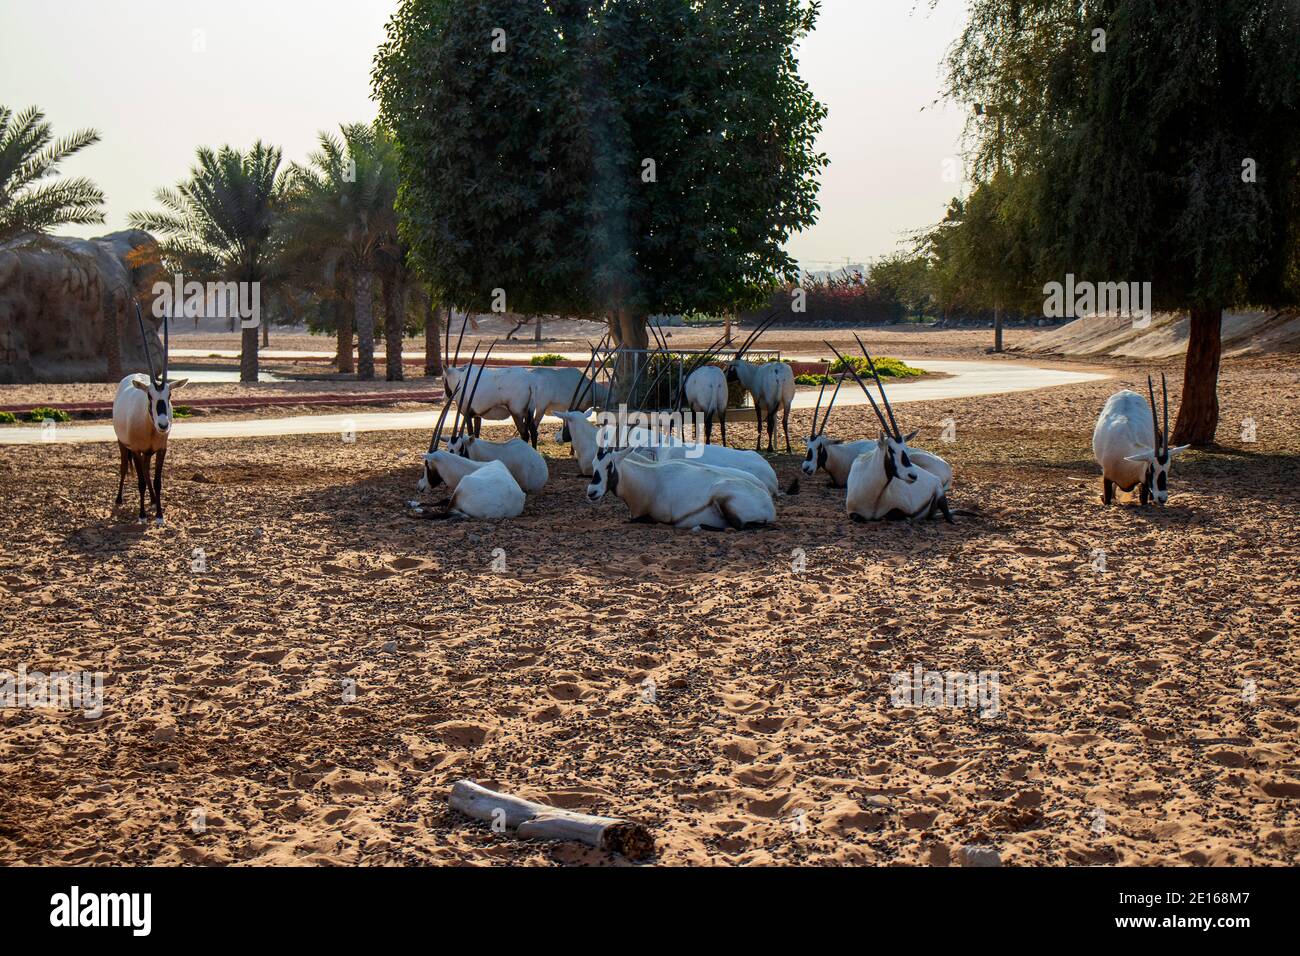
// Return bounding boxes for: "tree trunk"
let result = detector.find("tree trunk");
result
[262,320,269,348]
[239,321,259,382]
[534,314,543,345]
[335,296,354,374]
[425,300,443,377]
[610,307,649,402]
[1171,306,1223,447]
[383,275,406,381]
[724,313,732,346]
[355,269,376,381]
[993,302,1003,352]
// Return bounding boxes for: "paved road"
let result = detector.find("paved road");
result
[0,360,1109,445]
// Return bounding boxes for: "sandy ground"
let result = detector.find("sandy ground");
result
[0,344,1297,866]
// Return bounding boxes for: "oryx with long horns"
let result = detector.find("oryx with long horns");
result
[417,342,526,520]
[1092,373,1188,506]
[723,312,795,453]
[681,328,732,446]
[111,304,188,524]
[832,339,955,523]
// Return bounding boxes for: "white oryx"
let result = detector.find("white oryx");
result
[845,432,954,524]
[446,433,548,495]
[801,371,952,491]
[586,447,776,531]
[554,409,669,476]
[416,352,526,520]
[829,339,955,524]
[724,314,795,453]
[112,305,187,525]
[683,365,729,445]
[635,443,779,496]
[524,364,611,438]
[1092,374,1188,507]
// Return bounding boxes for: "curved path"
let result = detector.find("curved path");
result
[0,359,1108,445]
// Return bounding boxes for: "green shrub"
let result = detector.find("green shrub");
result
[0,411,17,424]
[172,405,194,418]
[827,355,924,379]
[530,353,564,366]
[25,407,72,423]
[795,373,834,386]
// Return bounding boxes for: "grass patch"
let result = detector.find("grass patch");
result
[173,405,194,418]
[529,353,565,366]
[0,411,17,424]
[25,407,72,423]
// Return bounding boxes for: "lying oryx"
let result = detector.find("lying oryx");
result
[586,447,776,531]
[634,443,779,496]
[828,340,955,523]
[724,313,795,453]
[446,433,548,495]
[416,353,526,520]
[112,304,187,525]
[555,410,671,476]
[1092,374,1188,506]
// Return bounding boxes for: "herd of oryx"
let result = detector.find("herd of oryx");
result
[108,305,1190,529]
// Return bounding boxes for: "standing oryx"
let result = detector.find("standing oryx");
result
[1093,374,1188,506]
[724,313,795,454]
[112,305,187,525]
[828,340,955,523]
[679,328,734,446]
[441,319,537,444]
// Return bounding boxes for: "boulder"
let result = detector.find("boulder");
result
[0,229,166,384]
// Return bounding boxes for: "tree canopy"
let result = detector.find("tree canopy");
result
[941,0,1300,442]
[0,106,104,243]
[373,0,828,344]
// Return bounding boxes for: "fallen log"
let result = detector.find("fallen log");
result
[448,779,655,861]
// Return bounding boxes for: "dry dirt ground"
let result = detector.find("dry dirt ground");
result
[0,352,1297,866]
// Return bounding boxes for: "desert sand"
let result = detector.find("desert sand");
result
[0,337,1296,866]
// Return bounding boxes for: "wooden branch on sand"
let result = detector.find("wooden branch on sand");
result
[449,779,655,861]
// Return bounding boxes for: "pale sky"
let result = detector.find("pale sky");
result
[0,0,971,268]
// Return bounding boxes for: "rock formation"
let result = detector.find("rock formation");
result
[0,229,165,384]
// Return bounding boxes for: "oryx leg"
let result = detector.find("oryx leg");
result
[754,405,763,451]
[115,442,131,507]
[719,413,727,448]
[152,448,167,524]
[1139,480,1150,506]
[935,494,955,524]
[1102,477,1114,506]
[765,410,777,453]
[781,403,791,454]
[132,450,150,522]
[704,412,714,445]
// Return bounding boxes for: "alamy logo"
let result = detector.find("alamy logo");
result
[890,665,1000,717]
[594,406,707,457]
[49,886,151,936]
[1043,274,1152,328]
[152,275,261,328]
[1,666,103,718]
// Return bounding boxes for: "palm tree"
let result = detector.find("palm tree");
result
[0,105,104,243]
[130,142,287,382]
[282,122,398,380]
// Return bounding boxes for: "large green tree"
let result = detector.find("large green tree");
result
[131,143,288,382]
[0,106,104,243]
[373,0,827,358]
[945,0,1300,444]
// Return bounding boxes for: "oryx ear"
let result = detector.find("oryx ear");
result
[1168,444,1190,458]
[904,429,919,442]
[131,375,151,390]
[167,378,189,392]
[1124,448,1156,463]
